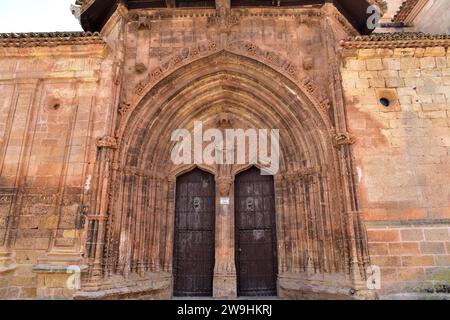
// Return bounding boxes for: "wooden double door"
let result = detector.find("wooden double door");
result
[173,167,277,297]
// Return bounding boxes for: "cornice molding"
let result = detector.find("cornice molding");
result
[340,33,450,49]
[0,32,104,48]
[393,0,428,23]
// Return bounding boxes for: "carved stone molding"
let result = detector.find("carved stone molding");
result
[118,101,131,116]
[129,14,152,31]
[216,176,233,197]
[283,166,323,180]
[207,7,240,32]
[334,133,355,148]
[340,33,450,49]
[216,112,233,129]
[133,40,219,96]
[296,10,322,26]
[96,136,118,149]
[0,32,104,48]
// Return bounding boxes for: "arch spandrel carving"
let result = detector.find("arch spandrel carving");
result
[119,42,334,139]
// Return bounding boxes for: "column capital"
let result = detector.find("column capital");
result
[216,176,234,196]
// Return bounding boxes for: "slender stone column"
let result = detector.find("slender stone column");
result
[213,174,237,298]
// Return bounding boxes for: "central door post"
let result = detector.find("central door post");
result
[213,173,237,299]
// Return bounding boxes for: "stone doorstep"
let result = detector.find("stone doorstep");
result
[277,273,369,299]
[380,293,449,300]
[73,275,172,300]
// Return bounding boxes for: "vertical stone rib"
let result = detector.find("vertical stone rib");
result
[163,179,176,272]
[274,176,287,273]
[134,175,143,274]
[153,178,163,271]
[144,177,155,270]
[289,175,302,273]
[158,178,169,272]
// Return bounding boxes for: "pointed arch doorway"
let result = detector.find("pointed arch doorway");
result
[235,167,278,296]
[173,168,216,297]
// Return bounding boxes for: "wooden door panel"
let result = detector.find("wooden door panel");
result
[235,167,277,296]
[173,168,215,297]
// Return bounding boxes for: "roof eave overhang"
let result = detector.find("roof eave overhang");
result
[80,0,384,35]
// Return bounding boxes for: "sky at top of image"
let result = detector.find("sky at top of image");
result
[0,0,82,33]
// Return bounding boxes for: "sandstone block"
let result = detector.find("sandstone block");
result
[371,255,401,267]
[420,57,436,69]
[434,255,450,266]
[419,242,446,254]
[397,268,425,281]
[368,229,400,242]
[401,229,424,241]
[424,47,446,57]
[401,255,434,267]
[366,59,383,71]
[346,59,366,71]
[382,58,401,70]
[424,228,449,241]
[388,243,420,255]
[369,243,389,255]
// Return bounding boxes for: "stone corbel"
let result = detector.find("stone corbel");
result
[334,133,355,148]
[96,136,118,150]
[216,176,233,197]
[131,14,151,30]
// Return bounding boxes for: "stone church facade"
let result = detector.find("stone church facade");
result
[0,0,449,299]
